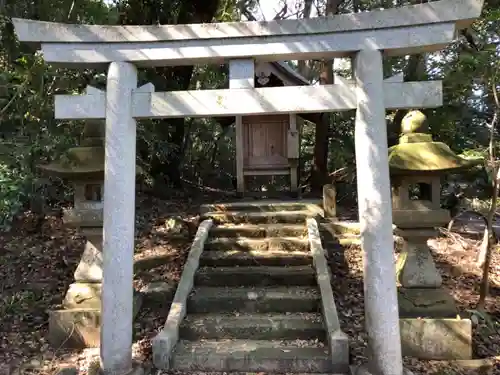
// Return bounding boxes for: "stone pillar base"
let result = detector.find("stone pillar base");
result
[397,287,472,360]
[48,283,142,349]
[350,364,415,375]
[396,228,442,288]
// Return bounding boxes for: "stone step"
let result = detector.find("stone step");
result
[210,223,307,238]
[318,221,361,235]
[202,210,317,225]
[179,312,325,341]
[171,339,337,373]
[199,250,313,267]
[195,265,316,287]
[200,199,323,215]
[204,237,309,252]
[187,286,321,313]
[321,234,362,248]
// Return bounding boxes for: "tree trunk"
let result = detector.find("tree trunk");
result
[297,0,313,77]
[388,53,427,146]
[123,0,221,189]
[310,0,343,193]
[477,81,499,310]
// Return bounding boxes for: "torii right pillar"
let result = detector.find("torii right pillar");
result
[353,49,404,375]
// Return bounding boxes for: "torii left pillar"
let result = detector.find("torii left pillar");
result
[101,61,138,375]
[353,49,403,375]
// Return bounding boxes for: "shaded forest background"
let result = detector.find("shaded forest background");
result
[0,0,499,229]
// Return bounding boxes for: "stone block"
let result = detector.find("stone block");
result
[48,308,101,349]
[179,312,325,341]
[63,282,101,309]
[398,287,457,318]
[48,294,142,349]
[267,237,308,252]
[350,364,415,375]
[397,240,442,288]
[393,209,450,229]
[323,184,337,218]
[141,281,175,308]
[74,239,103,282]
[194,265,316,287]
[400,318,472,360]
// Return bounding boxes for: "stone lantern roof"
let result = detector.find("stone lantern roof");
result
[388,110,482,175]
[38,121,105,181]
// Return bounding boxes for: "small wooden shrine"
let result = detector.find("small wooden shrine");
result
[232,61,322,195]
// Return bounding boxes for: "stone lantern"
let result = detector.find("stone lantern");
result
[40,121,140,348]
[388,110,482,359]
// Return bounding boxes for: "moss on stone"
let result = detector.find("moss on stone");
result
[388,141,482,173]
[38,146,105,180]
[401,110,429,134]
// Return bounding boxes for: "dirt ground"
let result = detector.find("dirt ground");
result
[0,195,499,375]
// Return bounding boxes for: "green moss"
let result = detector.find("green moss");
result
[388,141,483,173]
[38,146,105,180]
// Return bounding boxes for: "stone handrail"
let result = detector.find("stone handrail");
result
[306,218,349,368]
[152,219,213,369]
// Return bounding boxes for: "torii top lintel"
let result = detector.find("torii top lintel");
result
[12,0,483,68]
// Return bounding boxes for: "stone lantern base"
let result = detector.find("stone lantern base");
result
[393,225,472,360]
[48,228,142,349]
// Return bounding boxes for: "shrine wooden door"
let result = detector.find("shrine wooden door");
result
[242,114,289,171]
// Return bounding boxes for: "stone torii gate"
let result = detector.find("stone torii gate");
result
[12,1,483,374]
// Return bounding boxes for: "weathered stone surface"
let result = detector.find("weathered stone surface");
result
[204,237,309,252]
[195,265,316,287]
[210,224,268,238]
[323,184,337,218]
[63,208,103,228]
[397,239,443,288]
[199,249,313,267]
[13,1,482,47]
[86,360,148,375]
[319,221,362,235]
[200,200,322,215]
[354,48,403,375]
[400,318,472,360]
[268,237,309,251]
[210,224,306,238]
[187,286,321,314]
[141,281,175,308]
[134,254,171,271]
[350,364,415,375]
[393,209,450,228]
[202,210,314,225]
[152,220,213,370]
[180,312,325,340]
[48,294,142,349]
[48,308,101,349]
[307,218,349,368]
[171,339,346,373]
[398,287,457,318]
[54,367,79,375]
[206,223,306,238]
[63,282,101,309]
[74,238,103,282]
[203,237,267,251]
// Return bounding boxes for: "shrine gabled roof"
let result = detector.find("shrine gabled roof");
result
[271,61,309,86]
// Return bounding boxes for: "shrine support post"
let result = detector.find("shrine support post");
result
[101,61,138,375]
[354,49,403,375]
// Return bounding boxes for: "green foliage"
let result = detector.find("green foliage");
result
[0,0,498,224]
[0,164,29,230]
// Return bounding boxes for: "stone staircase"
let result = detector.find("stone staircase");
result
[162,200,350,373]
